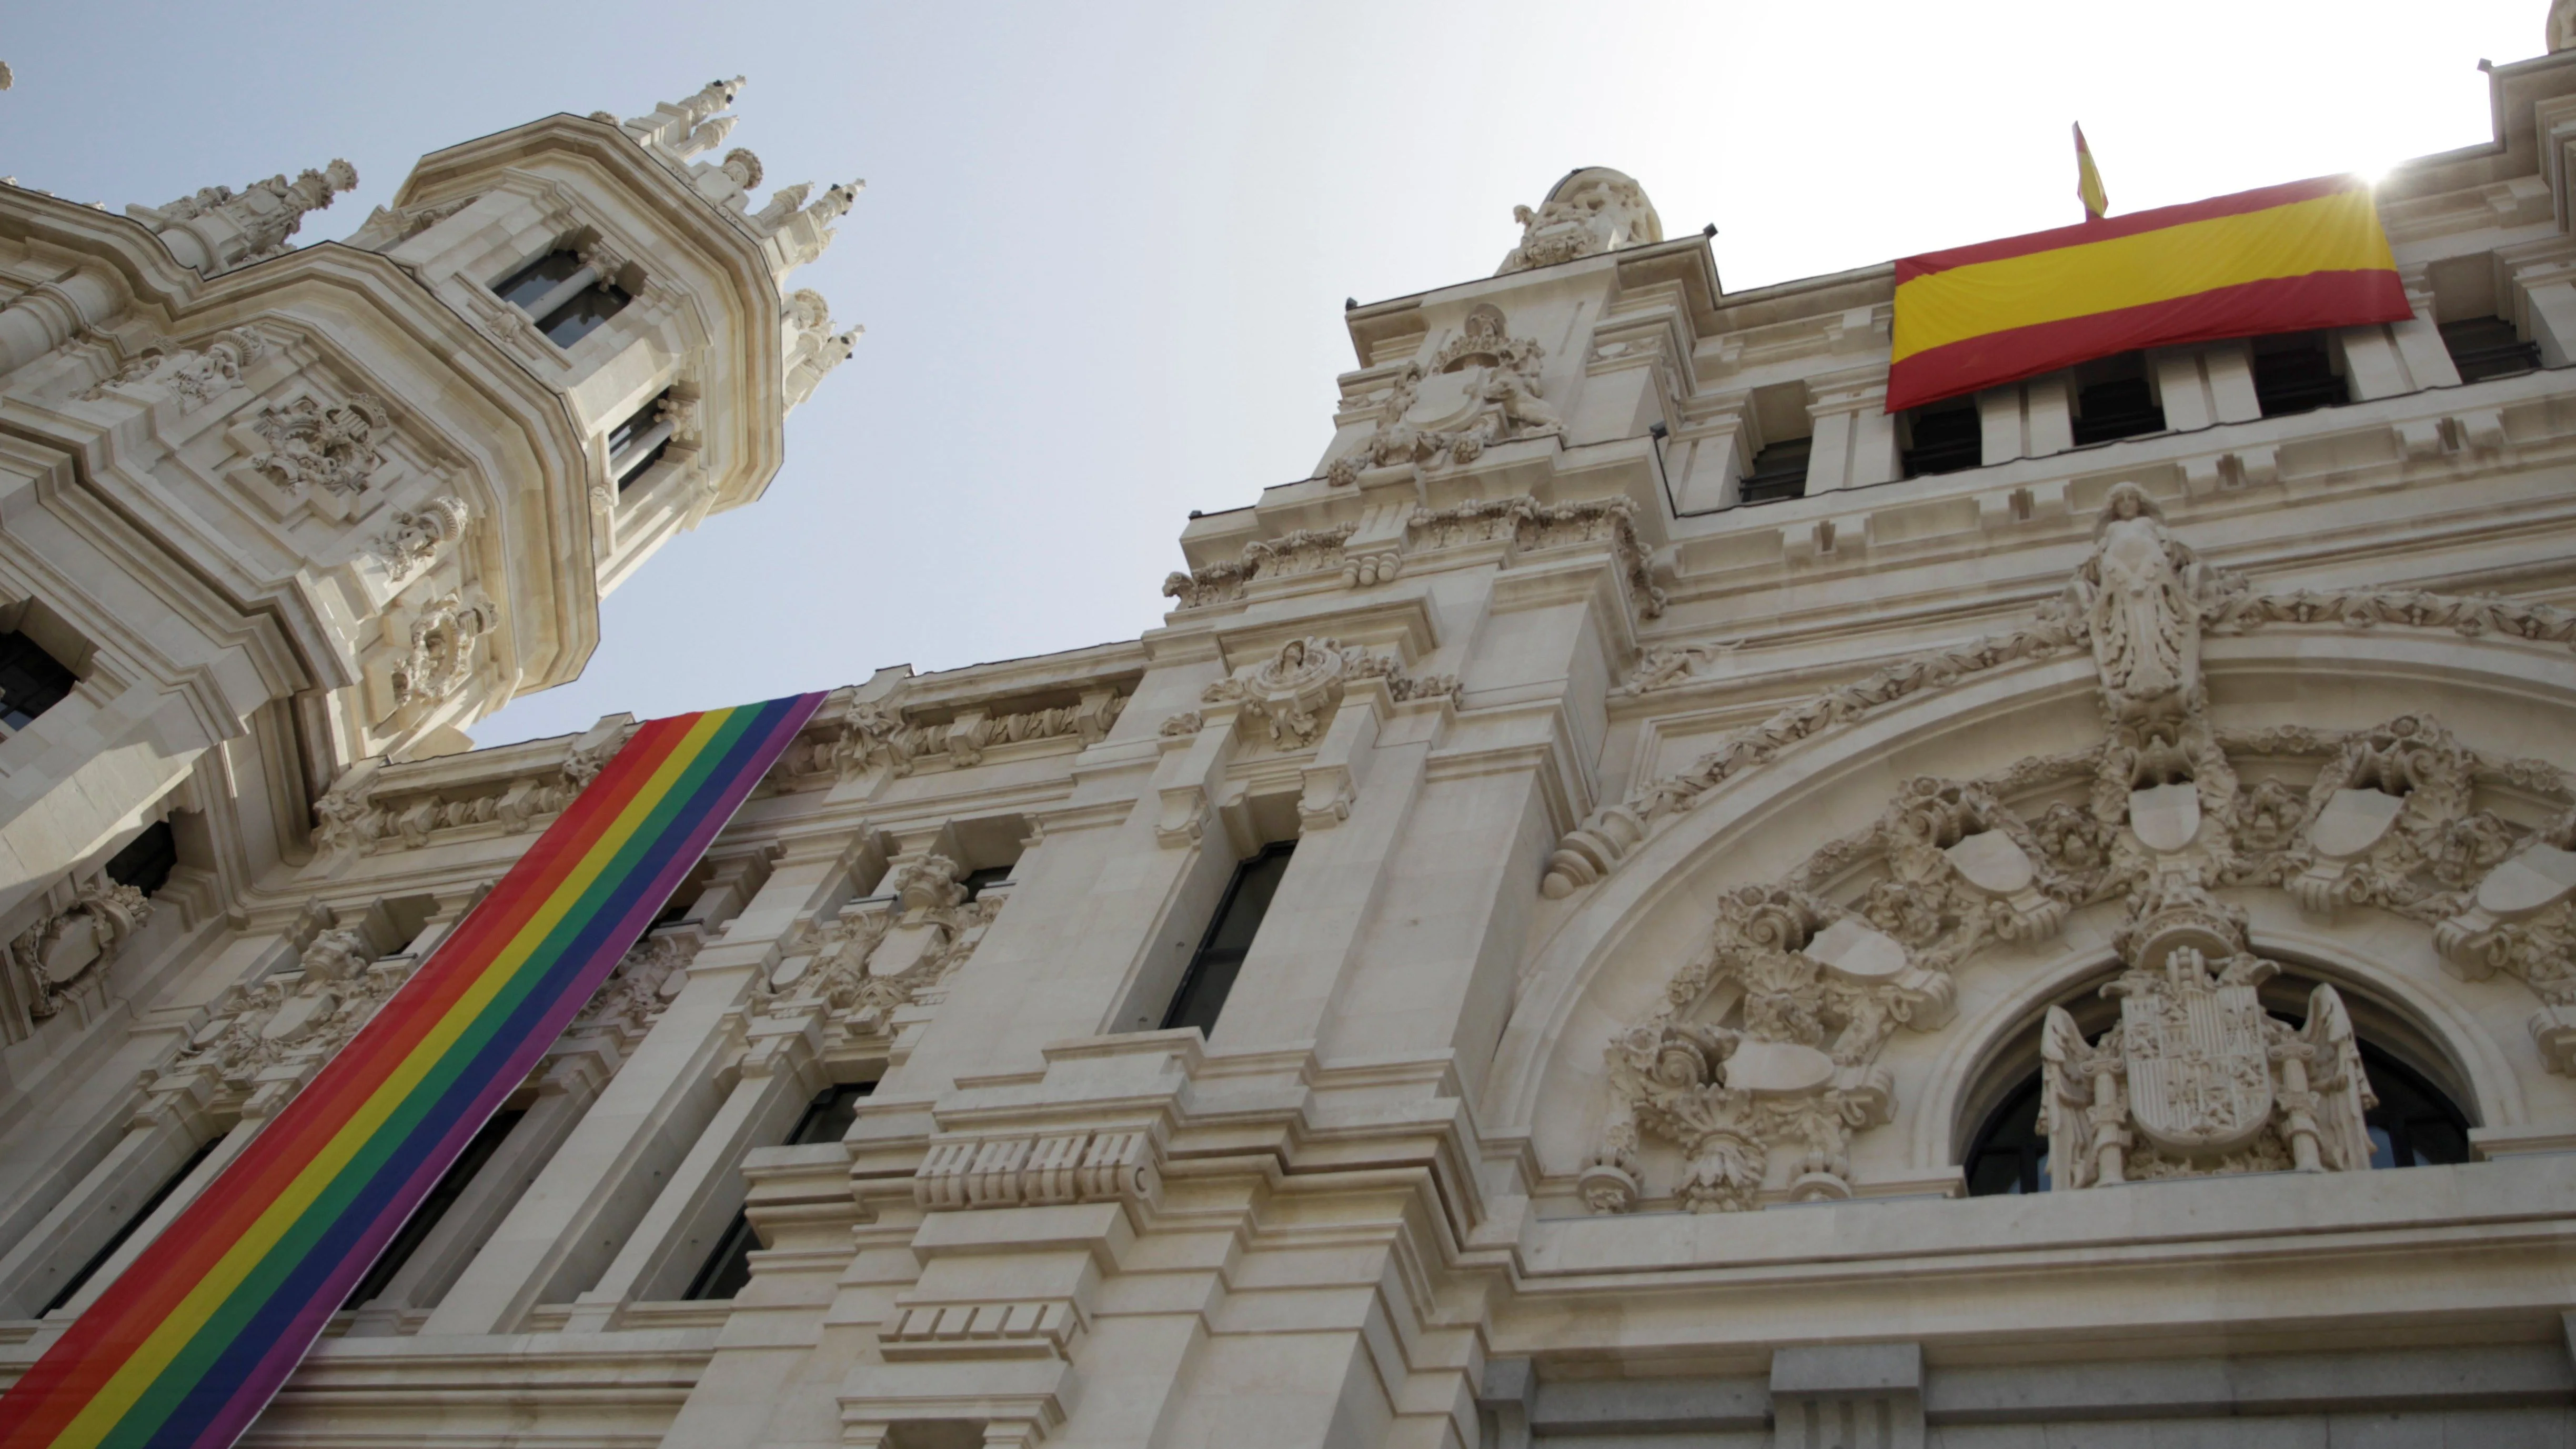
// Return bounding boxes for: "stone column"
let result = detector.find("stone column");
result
[0,267,125,378]
[2391,268,2464,390]
[559,1011,825,1327]
[1670,394,1753,512]
[1804,368,1898,494]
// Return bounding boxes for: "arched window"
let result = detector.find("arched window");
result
[1963,973,2473,1196]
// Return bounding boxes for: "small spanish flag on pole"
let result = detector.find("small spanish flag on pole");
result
[2075,123,2109,220]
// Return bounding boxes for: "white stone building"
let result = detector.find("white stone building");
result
[8,20,2576,1447]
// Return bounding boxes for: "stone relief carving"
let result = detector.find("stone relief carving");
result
[913,1127,1158,1212]
[1408,494,1667,618]
[388,592,496,708]
[1545,485,2576,898]
[349,194,475,252]
[1157,711,1204,738]
[829,690,1126,779]
[11,880,153,1023]
[756,854,1000,1044]
[1162,524,1357,609]
[249,394,393,498]
[366,494,472,582]
[77,329,268,411]
[162,921,413,1119]
[1200,637,1396,749]
[567,931,697,1048]
[1325,306,1564,486]
[311,730,623,856]
[1495,167,1661,276]
[1588,484,2576,1211]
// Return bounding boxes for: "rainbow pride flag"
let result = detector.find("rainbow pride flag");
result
[0,692,823,1449]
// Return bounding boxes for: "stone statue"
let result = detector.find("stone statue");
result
[2070,484,2203,722]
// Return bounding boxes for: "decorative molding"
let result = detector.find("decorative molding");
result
[911,1126,1159,1211]
[1163,524,1357,610]
[1410,494,1666,618]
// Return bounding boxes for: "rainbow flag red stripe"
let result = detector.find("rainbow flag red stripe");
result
[0,692,823,1449]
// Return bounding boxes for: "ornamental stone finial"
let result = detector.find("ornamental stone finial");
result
[128,159,359,277]
[1495,167,1661,276]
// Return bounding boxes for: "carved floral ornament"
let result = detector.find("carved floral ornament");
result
[311,728,622,857]
[76,329,268,412]
[249,393,393,498]
[1186,635,1467,750]
[753,854,997,1045]
[1583,482,2576,1214]
[1494,167,1662,276]
[1326,306,1564,487]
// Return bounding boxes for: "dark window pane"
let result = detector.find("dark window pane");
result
[1900,402,1980,478]
[2071,374,2166,446]
[45,1134,226,1315]
[1738,437,1811,505]
[607,393,667,458]
[2439,316,2540,384]
[2252,335,2349,418]
[104,821,178,898]
[491,249,584,310]
[615,440,669,494]
[345,1109,524,1310]
[2360,1045,2471,1169]
[1963,1077,2047,1196]
[0,630,77,731]
[788,1082,873,1146]
[959,866,1014,902]
[539,284,631,349]
[683,1210,761,1301]
[1161,843,1295,1035]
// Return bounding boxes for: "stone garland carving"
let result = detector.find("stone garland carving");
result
[567,931,698,1048]
[753,855,999,1045]
[77,329,268,411]
[249,394,393,498]
[1590,483,2576,1213]
[389,593,496,708]
[162,923,414,1119]
[1495,168,1659,276]
[1162,524,1359,610]
[1325,307,1564,486]
[1408,495,1667,618]
[11,881,153,1023]
[1546,483,2576,897]
[366,495,472,581]
[311,732,621,856]
[828,690,1127,779]
[1158,711,1204,738]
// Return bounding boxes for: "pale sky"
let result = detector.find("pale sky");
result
[4,1,2541,747]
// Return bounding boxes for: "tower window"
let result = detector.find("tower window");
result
[609,391,675,493]
[104,821,178,899]
[1160,843,1295,1037]
[2070,354,2166,446]
[1737,437,1812,505]
[2251,333,2349,418]
[489,248,632,351]
[1899,400,1980,478]
[682,1082,873,1302]
[959,866,1014,902]
[2439,316,2541,384]
[0,631,76,731]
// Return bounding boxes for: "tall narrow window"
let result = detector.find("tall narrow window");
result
[2439,316,2540,384]
[488,248,632,351]
[1737,437,1812,505]
[609,391,674,493]
[104,821,178,898]
[1160,843,1295,1037]
[682,1083,874,1302]
[44,1134,226,1315]
[2251,333,2349,418]
[2070,355,2165,446]
[343,1109,525,1311]
[1899,400,1981,478]
[0,631,77,731]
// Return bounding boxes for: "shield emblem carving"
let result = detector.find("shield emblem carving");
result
[2119,954,2273,1154]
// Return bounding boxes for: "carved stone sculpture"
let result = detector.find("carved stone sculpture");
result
[1201,637,1391,749]
[250,394,392,498]
[366,494,470,580]
[757,854,1000,1042]
[389,593,495,708]
[130,160,358,275]
[12,881,153,1022]
[1326,307,1566,485]
[1495,167,1662,275]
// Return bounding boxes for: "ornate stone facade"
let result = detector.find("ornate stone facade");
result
[14,26,2576,1449]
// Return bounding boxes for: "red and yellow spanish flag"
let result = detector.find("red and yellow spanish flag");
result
[1888,174,2410,412]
